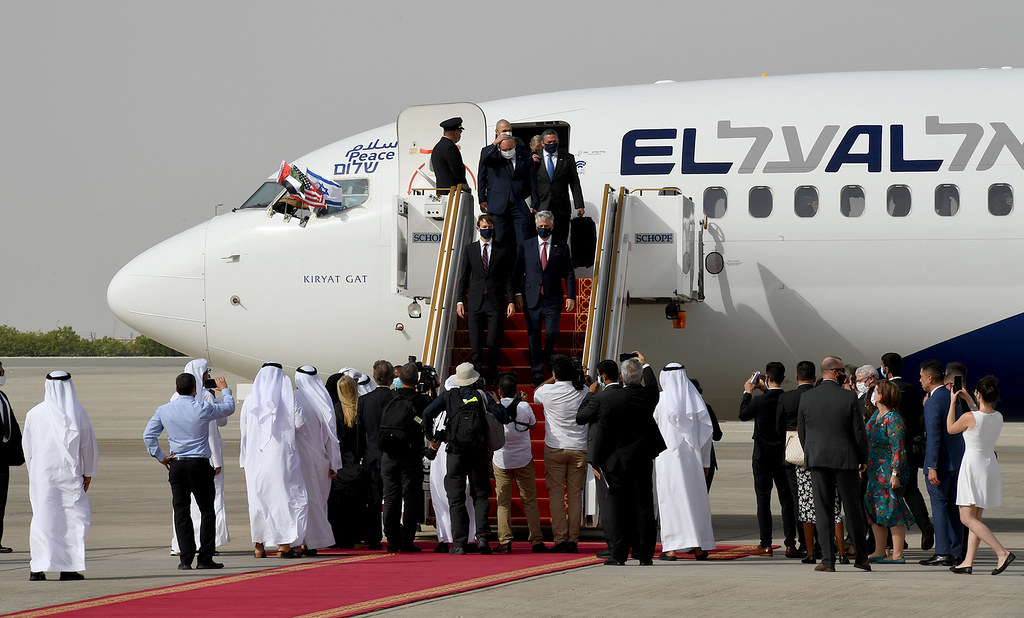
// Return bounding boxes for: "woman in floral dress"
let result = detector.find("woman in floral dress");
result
[864,380,914,563]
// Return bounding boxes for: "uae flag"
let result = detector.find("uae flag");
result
[277,161,326,209]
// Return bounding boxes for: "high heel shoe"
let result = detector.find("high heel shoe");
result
[949,565,972,574]
[991,552,1015,575]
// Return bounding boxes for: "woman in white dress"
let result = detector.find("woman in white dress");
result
[946,375,1015,575]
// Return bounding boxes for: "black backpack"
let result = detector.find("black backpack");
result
[446,389,489,455]
[377,394,421,457]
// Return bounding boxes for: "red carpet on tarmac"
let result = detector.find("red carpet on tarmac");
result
[6,542,766,617]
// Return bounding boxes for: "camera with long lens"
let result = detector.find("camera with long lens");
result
[408,355,439,398]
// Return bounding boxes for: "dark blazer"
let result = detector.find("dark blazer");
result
[356,386,395,468]
[576,384,621,463]
[923,385,965,472]
[536,148,585,214]
[455,240,514,311]
[739,388,785,461]
[776,383,813,435]
[592,366,666,481]
[477,144,539,215]
[430,136,466,192]
[0,390,24,466]
[514,236,575,309]
[797,380,868,470]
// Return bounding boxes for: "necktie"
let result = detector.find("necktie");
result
[547,153,555,178]
[481,243,489,273]
[540,241,548,270]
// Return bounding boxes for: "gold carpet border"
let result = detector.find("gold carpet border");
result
[6,553,391,618]
[296,556,602,618]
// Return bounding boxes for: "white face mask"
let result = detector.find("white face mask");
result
[870,390,879,407]
[500,148,515,160]
[856,381,869,395]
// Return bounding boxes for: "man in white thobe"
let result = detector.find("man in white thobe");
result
[171,358,230,554]
[654,363,716,560]
[24,371,98,581]
[293,366,341,552]
[240,362,308,558]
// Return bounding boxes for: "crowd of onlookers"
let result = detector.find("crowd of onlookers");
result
[741,352,1013,574]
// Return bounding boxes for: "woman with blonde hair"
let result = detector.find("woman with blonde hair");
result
[864,380,914,563]
[948,376,1015,575]
[325,373,367,548]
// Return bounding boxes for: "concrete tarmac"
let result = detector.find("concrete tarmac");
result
[0,358,1022,616]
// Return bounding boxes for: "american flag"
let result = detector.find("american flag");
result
[277,161,326,209]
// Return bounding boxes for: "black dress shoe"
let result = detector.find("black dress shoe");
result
[59,571,85,580]
[29,571,46,581]
[853,561,871,572]
[479,542,492,555]
[991,552,1016,575]
[658,553,677,561]
[434,542,449,554]
[919,554,954,566]
[0,545,13,553]
[921,524,935,551]
[785,546,806,559]
[196,561,224,570]
[400,545,422,553]
[367,542,383,551]
[801,554,817,564]
[949,565,973,574]
[532,543,548,553]
[603,558,625,566]
[495,542,512,554]
[449,544,467,555]
[638,560,653,566]
[838,555,850,565]
[178,563,192,570]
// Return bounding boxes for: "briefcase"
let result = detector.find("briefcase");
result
[569,215,596,268]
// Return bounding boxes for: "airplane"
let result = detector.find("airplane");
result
[108,68,1024,421]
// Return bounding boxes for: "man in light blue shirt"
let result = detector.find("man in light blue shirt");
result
[144,373,234,570]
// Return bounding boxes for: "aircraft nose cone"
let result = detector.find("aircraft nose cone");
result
[107,223,209,356]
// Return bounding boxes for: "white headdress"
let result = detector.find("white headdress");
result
[171,358,212,403]
[655,364,712,453]
[43,371,85,467]
[250,363,295,450]
[339,367,373,396]
[295,365,339,442]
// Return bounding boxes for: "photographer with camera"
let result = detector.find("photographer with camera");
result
[739,361,797,558]
[534,355,588,553]
[491,373,545,553]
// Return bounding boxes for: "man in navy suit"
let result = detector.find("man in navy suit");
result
[514,211,575,385]
[455,214,515,384]
[478,132,540,249]
[536,129,585,241]
[918,359,965,566]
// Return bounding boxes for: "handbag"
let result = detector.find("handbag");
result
[784,430,805,467]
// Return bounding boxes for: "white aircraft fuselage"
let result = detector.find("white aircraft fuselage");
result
[108,70,1024,418]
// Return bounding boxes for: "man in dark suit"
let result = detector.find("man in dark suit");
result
[591,353,665,565]
[536,129,585,241]
[918,359,965,566]
[356,360,396,550]
[0,360,25,553]
[478,135,539,248]
[797,356,871,572]
[739,361,796,557]
[431,117,467,195]
[776,360,816,559]
[513,210,575,385]
[880,352,932,550]
[576,358,620,559]
[455,214,515,384]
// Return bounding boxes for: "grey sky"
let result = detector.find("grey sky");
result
[1,0,1021,337]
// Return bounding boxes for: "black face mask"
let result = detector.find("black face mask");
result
[479,228,494,240]
[536,227,552,239]
[835,372,847,386]
[544,142,558,154]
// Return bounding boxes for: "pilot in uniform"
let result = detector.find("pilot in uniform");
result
[431,117,468,195]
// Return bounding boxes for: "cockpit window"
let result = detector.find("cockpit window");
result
[239,181,287,210]
[325,178,369,214]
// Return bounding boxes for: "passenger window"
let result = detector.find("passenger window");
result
[794,186,818,218]
[703,187,727,218]
[887,185,911,217]
[840,185,865,217]
[326,178,370,214]
[989,184,1013,216]
[934,185,959,217]
[749,186,772,218]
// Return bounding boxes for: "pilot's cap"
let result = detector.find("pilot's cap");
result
[440,117,464,131]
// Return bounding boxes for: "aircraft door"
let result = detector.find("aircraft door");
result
[395,103,485,298]
[621,190,697,301]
